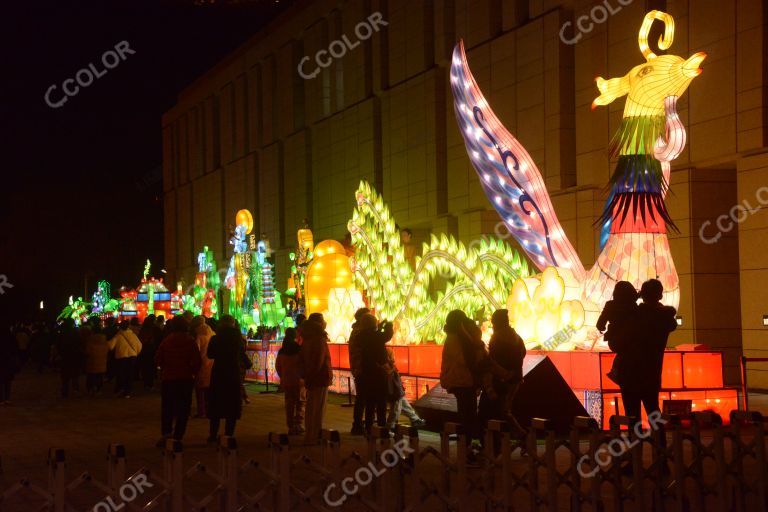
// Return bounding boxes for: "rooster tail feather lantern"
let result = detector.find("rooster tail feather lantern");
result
[450,40,586,280]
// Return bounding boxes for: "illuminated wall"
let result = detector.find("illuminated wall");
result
[162,1,767,386]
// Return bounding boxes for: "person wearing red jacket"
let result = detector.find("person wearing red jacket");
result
[155,316,201,447]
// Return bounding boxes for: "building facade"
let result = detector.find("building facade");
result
[162,0,768,387]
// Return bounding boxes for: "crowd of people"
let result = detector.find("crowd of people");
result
[1,312,256,448]
[0,277,676,455]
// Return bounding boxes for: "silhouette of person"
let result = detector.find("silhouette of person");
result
[479,309,527,448]
[617,279,677,419]
[597,281,639,386]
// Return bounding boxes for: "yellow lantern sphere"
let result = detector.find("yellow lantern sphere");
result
[305,251,353,315]
[314,239,345,259]
[235,209,254,234]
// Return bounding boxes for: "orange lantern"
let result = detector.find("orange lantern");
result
[305,240,354,315]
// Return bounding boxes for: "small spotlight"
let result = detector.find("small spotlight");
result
[762,315,768,327]
[39,301,44,310]
[161,269,167,274]
[675,316,683,326]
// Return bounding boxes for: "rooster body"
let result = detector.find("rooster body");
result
[451,11,705,345]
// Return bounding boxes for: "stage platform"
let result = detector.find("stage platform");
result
[245,342,738,429]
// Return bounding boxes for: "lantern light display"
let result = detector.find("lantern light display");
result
[90,280,121,319]
[506,267,585,350]
[108,260,181,322]
[304,240,353,316]
[450,41,584,280]
[57,296,91,325]
[286,220,315,317]
[225,211,289,331]
[348,181,531,343]
[450,9,704,345]
[323,287,366,343]
[584,9,703,308]
[181,246,221,318]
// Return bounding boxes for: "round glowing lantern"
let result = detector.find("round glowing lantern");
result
[313,239,345,258]
[236,209,254,234]
[305,241,354,315]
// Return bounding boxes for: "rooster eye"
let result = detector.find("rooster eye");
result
[638,66,654,77]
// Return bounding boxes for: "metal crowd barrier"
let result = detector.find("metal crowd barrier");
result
[741,356,768,410]
[1,410,766,511]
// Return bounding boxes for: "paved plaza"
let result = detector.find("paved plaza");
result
[0,367,429,479]
[1,367,766,511]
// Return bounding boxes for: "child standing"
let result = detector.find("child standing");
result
[596,281,638,385]
[385,346,426,429]
[276,328,306,435]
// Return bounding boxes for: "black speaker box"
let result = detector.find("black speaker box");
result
[413,354,589,433]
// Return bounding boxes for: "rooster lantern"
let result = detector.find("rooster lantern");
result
[451,10,705,338]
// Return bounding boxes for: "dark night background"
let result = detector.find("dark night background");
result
[0,0,294,322]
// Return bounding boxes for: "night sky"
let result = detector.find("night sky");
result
[1,0,294,322]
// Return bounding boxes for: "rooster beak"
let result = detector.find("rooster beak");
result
[682,51,707,77]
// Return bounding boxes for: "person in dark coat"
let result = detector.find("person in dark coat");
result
[479,309,527,441]
[0,325,18,405]
[276,328,305,434]
[358,314,394,431]
[597,281,639,385]
[29,324,52,373]
[57,319,85,398]
[104,317,118,383]
[441,310,513,454]
[137,315,161,390]
[298,314,332,445]
[348,307,370,435]
[207,315,251,441]
[616,279,677,419]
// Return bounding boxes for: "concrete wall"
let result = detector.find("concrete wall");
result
[162,0,768,387]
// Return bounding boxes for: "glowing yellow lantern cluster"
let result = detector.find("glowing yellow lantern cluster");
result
[349,181,531,342]
[507,266,585,349]
[323,287,366,343]
[305,240,353,315]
